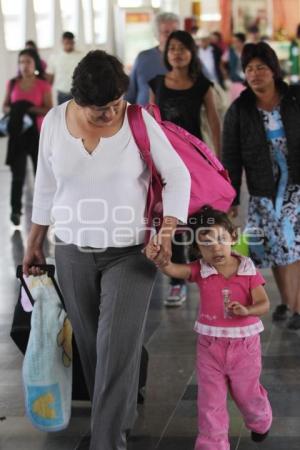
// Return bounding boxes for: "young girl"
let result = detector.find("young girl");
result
[145,205,272,450]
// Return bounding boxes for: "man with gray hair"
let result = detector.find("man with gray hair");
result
[126,12,179,105]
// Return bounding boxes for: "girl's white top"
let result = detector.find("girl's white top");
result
[32,102,191,248]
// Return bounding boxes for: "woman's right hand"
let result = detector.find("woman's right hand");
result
[22,224,49,276]
[22,246,46,276]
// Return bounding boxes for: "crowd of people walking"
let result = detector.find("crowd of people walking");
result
[1,10,300,450]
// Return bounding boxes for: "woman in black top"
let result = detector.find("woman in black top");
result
[149,30,220,154]
[149,30,221,307]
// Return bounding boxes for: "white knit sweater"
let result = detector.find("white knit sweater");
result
[32,102,191,248]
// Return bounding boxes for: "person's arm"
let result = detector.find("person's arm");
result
[23,110,57,273]
[45,55,55,85]
[149,88,156,104]
[221,102,243,206]
[203,87,221,158]
[228,285,270,317]
[125,56,139,104]
[46,73,54,85]
[22,224,48,276]
[2,83,12,114]
[158,261,191,279]
[220,54,229,81]
[28,89,53,116]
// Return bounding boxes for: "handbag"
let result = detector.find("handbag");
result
[11,265,89,402]
[0,114,9,137]
[0,113,33,137]
[17,267,72,431]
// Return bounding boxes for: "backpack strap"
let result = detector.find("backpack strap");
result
[127,104,162,187]
[145,103,162,123]
[8,78,17,106]
[127,104,164,240]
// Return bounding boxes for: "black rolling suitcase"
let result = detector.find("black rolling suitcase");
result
[11,265,148,403]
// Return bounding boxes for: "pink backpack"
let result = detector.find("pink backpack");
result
[127,104,235,232]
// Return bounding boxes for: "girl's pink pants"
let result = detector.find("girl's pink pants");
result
[195,334,272,450]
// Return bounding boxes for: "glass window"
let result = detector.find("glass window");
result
[82,0,93,44]
[161,0,179,13]
[60,0,78,34]
[151,0,161,8]
[1,0,26,50]
[118,1,143,6]
[93,0,108,44]
[201,0,221,22]
[33,0,54,48]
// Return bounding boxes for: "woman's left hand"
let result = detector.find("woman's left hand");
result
[144,237,160,260]
[228,301,249,316]
[152,233,172,268]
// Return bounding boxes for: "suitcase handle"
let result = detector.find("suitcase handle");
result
[15,264,65,309]
[16,264,55,279]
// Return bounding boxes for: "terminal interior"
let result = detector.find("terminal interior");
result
[1,1,300,449]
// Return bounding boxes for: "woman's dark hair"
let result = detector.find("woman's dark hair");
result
[18,48,45,79]
[71,50,130,107]
[164,30,202,80]
[241,42,283,83]
[188,205,236,256]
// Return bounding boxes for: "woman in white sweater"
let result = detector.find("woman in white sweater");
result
[22,50,190,450]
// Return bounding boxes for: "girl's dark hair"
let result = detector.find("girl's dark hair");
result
[18,48,45,79]
[164,30,202,80]
[71,50,129,107]
[241,42,283,83]
[188,205,236,256]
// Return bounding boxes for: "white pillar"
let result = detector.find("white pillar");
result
[77,0,86,51]
[88,0,95,49]
[178,0,192,27]
[0,3,8,92]
[106,0,117,54]
[54,0,63,51]
[25,0,37,43]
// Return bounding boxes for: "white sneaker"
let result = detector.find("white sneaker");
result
[164,284,187,307]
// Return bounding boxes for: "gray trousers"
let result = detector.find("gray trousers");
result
[55,241,157,450]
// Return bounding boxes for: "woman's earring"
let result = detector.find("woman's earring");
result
[34,70,39,75]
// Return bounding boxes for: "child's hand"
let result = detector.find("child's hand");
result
[144,238,160,261]
[228,301,249,316]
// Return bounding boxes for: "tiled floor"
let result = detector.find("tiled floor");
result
[0,148,300,449]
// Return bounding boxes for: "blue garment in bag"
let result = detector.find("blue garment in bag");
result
[22,274,72,431]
